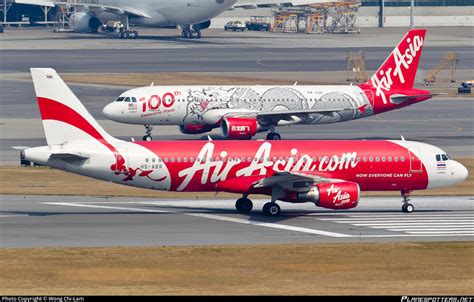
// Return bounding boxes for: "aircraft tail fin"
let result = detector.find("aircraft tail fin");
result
[30,68,115,146]
[364,29,426,91]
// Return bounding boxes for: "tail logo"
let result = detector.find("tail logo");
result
[370,35,424,104]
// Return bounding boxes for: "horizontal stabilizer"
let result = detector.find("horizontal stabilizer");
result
[50,152,89,161]
[390,93,440,104]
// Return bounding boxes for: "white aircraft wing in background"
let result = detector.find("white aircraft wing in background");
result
[234,0,339,9]
[14,0,152,18]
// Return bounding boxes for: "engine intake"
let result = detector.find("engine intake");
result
[70,12,101,33]
[221,117,258,139]
[297,181,360,210]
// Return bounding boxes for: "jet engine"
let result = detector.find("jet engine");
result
[221,117,258,139]
[179,124,215,135]
[192,20,211,31]
[69,12,102,33]
[297,181,360,210]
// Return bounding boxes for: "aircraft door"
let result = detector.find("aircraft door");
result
[363,90,375,108]
[408,147,423,173]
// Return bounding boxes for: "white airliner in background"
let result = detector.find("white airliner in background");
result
[15,0,324,39]
[103,29,435,141]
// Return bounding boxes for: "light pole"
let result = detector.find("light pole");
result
[410,0,415,29]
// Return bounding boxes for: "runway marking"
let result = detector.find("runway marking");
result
[315,212,474,236]
[43,202,173,213]
[0,214,29,218]
[44,202,351,238]
[188,213,351,238]
[42,202,474,238]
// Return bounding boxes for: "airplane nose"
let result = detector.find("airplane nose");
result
[102,104,114,119]
[457,162,469,182]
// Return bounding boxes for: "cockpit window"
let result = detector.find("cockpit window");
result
[436,154,451,161]
[124,97,131,102]
[115,97,125,102]
[131,97,137,103]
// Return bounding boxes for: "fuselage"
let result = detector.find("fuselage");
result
[25,138,468,196]
[99,0,237,26]
[103,84,428,127]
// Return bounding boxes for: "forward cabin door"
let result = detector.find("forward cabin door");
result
[408,147,423,173]
[363,90,375,108]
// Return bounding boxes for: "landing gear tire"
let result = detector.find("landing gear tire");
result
[401,190,414,213]
[402,203,414,213]
[266,133,281,140]
[263,202,281,217]
[143,125,153,141]
[133,30,139,39]
[195,30,201,39]
[123,31,130,39]
[235,198,253,214]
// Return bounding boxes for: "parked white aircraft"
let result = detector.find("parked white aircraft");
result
[103,29,435,141]
[14,0,325,39]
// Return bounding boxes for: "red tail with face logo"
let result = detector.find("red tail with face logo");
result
[359,29,432,112]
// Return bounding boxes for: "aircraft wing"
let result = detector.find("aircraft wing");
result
[14,0,152,18]
[253,171,334,189]
[224,107,354,125]
[235,0,338,9]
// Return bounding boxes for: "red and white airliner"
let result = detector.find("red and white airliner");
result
[103,29,436,141]
[22,68,468,216]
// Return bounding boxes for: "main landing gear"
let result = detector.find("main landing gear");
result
[235,195,281,217]
[181,25,201,39]
[119,29,139,39]
[401,190,415,213]
[143,124,153,142]
[265,126,281,140]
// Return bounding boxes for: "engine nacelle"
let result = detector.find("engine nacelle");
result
[192,20,211,31]
[221,117,258,139]
[179,124,214,135]
[297,181,360,210]
[70,12,101,33]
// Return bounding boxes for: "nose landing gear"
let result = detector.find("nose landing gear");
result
[401,190,414,213]
[143,124,153,141]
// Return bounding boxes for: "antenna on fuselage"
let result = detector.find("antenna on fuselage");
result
[293,81,298,86]
[150,82,155,87]
[401,135,406,141]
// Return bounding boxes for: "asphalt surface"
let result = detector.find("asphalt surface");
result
[2,47,473,74]
[0,195,472,247]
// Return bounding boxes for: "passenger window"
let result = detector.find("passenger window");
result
[369,157,373,162]
[395,157,399,162]
[442,154,448,161]
[375,157,380,162]
[363,157,367,162]
[388,157,392,162]
[401,156,405,162]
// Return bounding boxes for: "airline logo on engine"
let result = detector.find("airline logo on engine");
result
[176,142,358,191]
[370,35,424,104]
[231,125,250,132]
[327,184,351,207]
